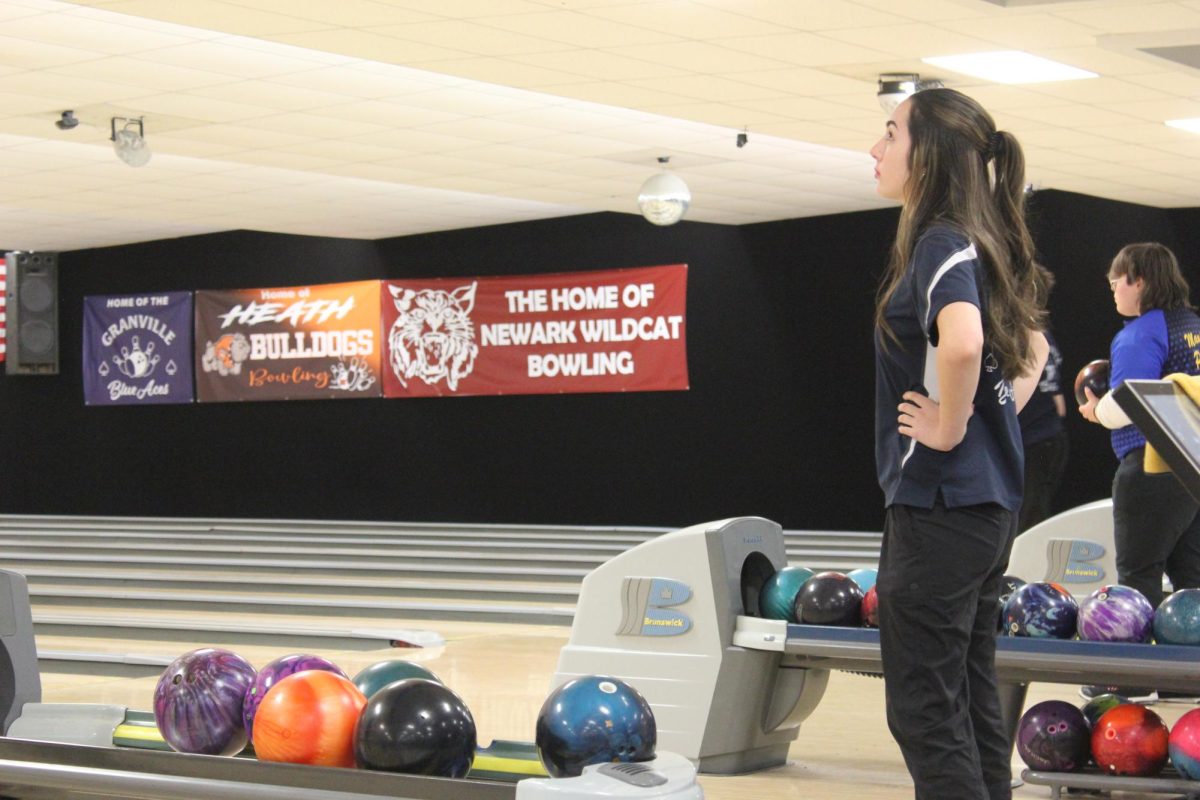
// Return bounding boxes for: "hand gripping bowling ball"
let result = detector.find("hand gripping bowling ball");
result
[1003,581,1078,639]
[1091,704,1169,777]
[1074,359,1110,405]
[1076,585,1155,643]
[758,565,814,621]
[1153,588,1200,646]
[153,647,257,756]
[1168,708,1200,780]
[352,659,442,701]
[997,575,1027,633]
[251,670,367,768]
[354,678,476,777]
[243,653,347,740]
[1016,700,1091,772]
[794,571,864,626]
[535,675,656,778]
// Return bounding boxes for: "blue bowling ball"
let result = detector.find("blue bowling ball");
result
[1154,588,1200,646]
[1003,581,1078,639]
[758,566,814,621]
[846,568,878,593]
[535,675,656,778]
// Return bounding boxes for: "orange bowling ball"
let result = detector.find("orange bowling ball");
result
[251,670,367,768]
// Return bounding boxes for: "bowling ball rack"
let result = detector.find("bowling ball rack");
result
[734,619,1200,797]
[1021,765,1200,799]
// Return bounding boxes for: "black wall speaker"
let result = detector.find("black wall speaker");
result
[4,251,59,375]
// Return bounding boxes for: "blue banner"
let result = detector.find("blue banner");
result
[83,292,194,405]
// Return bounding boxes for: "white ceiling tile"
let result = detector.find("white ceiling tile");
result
[939,13,1098,50]
[1055,3,1200,34]
[476,10,681,48]
[404,57,587,88]
[690,0,911,31]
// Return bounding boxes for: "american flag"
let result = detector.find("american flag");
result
[0,257,6,363]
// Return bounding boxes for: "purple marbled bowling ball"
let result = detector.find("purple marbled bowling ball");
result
[154,647,257,755]
[242,653,347,738]
[1004,582,1078,639]
[1016,700,1091,772]
[1077,585,1154,643]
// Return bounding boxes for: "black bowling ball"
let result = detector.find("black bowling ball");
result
[794,571,864,626]
[353,678,476,777]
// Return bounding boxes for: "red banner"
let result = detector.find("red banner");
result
[195,281,383,402]
[381,265,688,398]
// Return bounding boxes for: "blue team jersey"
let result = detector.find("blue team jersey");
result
[1109,307,1200,459]
[874,225,1024,511]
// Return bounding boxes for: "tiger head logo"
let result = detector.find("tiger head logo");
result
[387,283,479,392]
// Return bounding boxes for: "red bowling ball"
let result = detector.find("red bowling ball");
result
[1091,704,1169,777]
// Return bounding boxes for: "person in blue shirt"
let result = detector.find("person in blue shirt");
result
[1078,243,1200,608]
[870,87,1048,800]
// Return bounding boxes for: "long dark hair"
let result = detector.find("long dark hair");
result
[875,88,1046,381]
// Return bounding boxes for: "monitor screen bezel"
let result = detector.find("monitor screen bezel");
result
[1113,379,1200,503]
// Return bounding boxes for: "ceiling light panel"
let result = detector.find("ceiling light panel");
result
[921,51,1098,83]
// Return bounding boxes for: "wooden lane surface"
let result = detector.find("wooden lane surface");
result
[35,613,1199,800]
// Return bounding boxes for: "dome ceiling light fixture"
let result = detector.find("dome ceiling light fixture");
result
[637,156,691,227]
[110,116,151,167]
[876,73,944,115]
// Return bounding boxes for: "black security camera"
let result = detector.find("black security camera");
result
[736,132,748,148]
[56,110,78,131]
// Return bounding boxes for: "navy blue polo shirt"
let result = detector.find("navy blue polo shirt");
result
[874,225,1024,511]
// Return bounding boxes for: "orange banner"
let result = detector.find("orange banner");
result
[195,281,382,402]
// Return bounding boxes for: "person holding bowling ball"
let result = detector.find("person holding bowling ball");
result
[870,87,1048,800]
[1078,243,1200,611]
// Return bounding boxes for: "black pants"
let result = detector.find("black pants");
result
[1019,429,1069,533]
[878,502,1017,800]
[1112,447,1200,607]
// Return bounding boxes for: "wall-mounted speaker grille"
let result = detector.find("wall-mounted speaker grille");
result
[4,251,59,376]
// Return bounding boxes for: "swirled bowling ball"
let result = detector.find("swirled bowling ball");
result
[354,678,475,777]
[795,571,864,627]
[1074,359,1110,405]
[758,566,814,621]
[1003,581,1078,639]
[1016,700,1090,772]
[860,585,879,628]
[1153,588,1200,645]
[1169,708,1200,780]
[352,659,442,700]
[243,653,347,739]
[535,675,656,778]
[1091,704,1169,777]
[252,670,367,768]
[997,575,1027,633]
[153,647,256,756]
[1077,585,1154,643]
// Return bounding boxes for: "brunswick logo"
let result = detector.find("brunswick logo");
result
[616,577,692,637]
[1044,538,1106,584]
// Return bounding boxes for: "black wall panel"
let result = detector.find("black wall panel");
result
[0,197,1195,531]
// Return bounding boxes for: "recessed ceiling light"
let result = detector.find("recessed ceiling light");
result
[921,51,1097,84]
[1166,118,1200,134]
